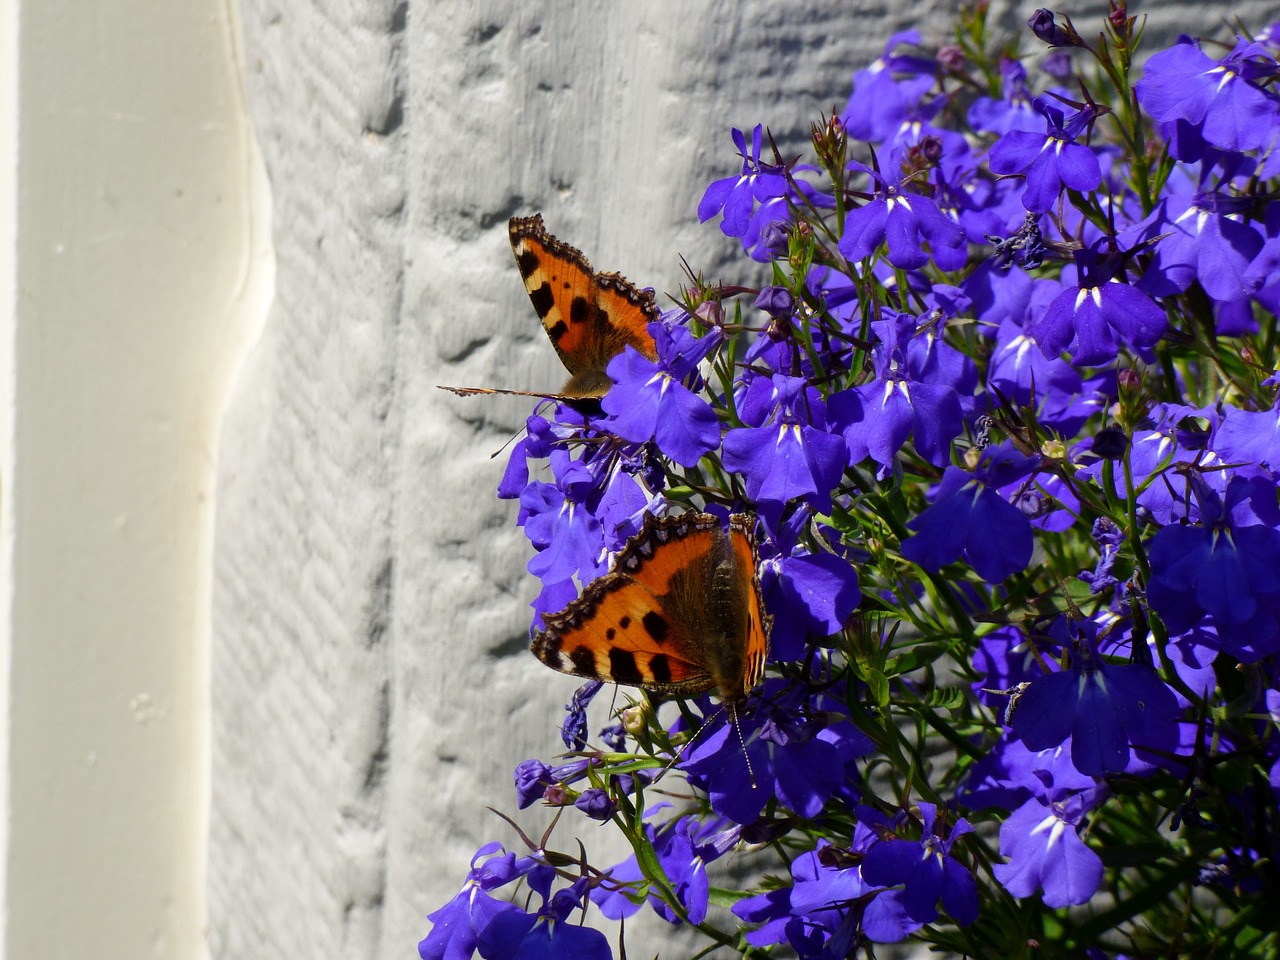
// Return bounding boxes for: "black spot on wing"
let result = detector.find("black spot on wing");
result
[529,282,555,318]
[608,649,643,684]
[642,611,668,644]
[619,615,631,629]
[515,248,540,279]
[569,646,596,674]
[570,296,592,327]
[649,654,672,684]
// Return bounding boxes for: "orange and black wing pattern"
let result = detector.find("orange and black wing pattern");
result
[530,512,770,707]
[509,214,659,387]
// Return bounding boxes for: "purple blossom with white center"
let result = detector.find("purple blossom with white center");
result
[968,59,1048,136]
[475,878,611,960]
[829,312,965,470]
[1010,620,1180,776]
[1124,185,1264,303]
[859,802,979,925]
[900,443,1038,583]
[419,843,526,960]
[721,374,847,525]
[837,158,966,269]
[734,833,924,951]
[590,814,715,925]
[987,314,1096,436]
[842,30,938,146]
[681,680,871,825]
[602,321,722,467]
[1076,405,1227,526]
[988,96,1103,213]
[1030,246,1167,365]
[1136,38,1280,153]
[992,789,1104,907]
[961,736,1102,814]
[697,124,788,238]
[1147,474,1280,661]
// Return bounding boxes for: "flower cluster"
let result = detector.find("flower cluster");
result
[425,6,1280,958]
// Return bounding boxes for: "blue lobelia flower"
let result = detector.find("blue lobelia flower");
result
[1030,246,1167,366]
[476,877,611,960]
[899,443,1037,583]
[992,788,1104,908]
[1212,400,1280,478]
[829,312,965,472]
[1123,181,1265,304]
[859,801,979,926]
[419,842,526,960]
[590,813,715,926]
[721,374,847,527]
[1136,38,1280,154]
[601,320,722,468]
[759,512,862,660]
[681,680,867,825]
[559,680,603,751]
[1009,620,1180,776]
[837,159,966,270]
[697,124,788,238]
[968,59,1049,137]
[1147,474,1280,661]
[988,96,1103,213]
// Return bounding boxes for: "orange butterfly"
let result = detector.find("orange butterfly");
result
[531,512,771,710]
[439,214,660,404]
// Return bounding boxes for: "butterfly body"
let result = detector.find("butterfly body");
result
[531,513,770,708]
[439,214,659,403]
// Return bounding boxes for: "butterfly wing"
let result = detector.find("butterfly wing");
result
[508,214,659,381]
[530,513,770,706]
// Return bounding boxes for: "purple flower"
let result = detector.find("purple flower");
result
[698,125,788,238]
[838,160,965,269]
[829,312,966,470]
[601,322,721,467]
[721,375,847,523]
[573,788,616,822]
[859,802,979,925]
[988,97,1103,213]
[900,444,1037,583]
[1030,247,1167,365]
[560,680,603,751]
[992,791,1104,907]
[1147,474,1280,661]
[1027,9,1084,48]
[591,815,713,925]
[476,878,611,960]
[1213,402,1280,476]
[761,540,862,660]
[681,681,867,824]
[419,843,525,960]
[1125,188,1264,303]
[734,834,924,950]
[1136,38,1280,153]
[1010,621,1179,776]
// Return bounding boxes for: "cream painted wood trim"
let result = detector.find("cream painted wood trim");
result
[2,0,272,957]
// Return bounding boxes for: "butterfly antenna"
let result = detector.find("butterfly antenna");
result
[729,703,758,791]
[487,424,528,460]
